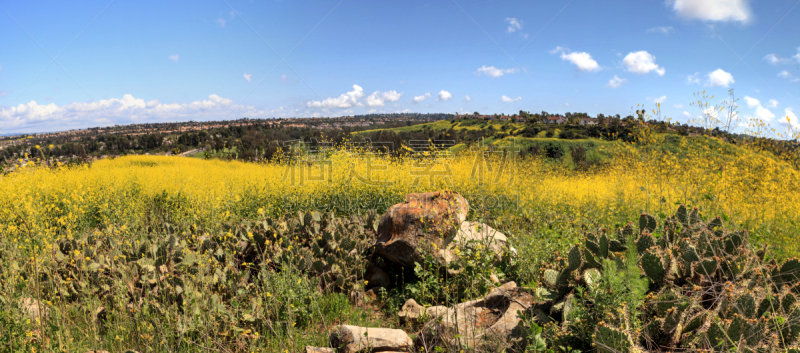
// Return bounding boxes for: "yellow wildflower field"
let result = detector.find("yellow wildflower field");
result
[1,136,798,258]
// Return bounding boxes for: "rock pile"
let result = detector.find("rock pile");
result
[306,190,529,352]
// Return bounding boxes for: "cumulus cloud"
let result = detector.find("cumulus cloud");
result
[769,99,779,108]
[647,26,674,34]
[476,65,518,78]
[307,84,364,109]
[671,0,751,23]
[0,90,10,97]
[501,95,521,103]
[707,69,735,87]
[168,54,179,62]
[217,18,226,28]
[764,54,789,65]
[622,51,665,76]
[785,108,799,128]
[438,90,452,101]
[505,17,522,32]
[607,75,627,88]
[778,71,793,79]
[243,74,252,82]
[687,73,701,84]
[744,96,760,108]
[413,92,431,103]
[0,94,269,133]
[553,47,601,72]
[651,96,667,104]
[683,111,692,117]
[365,90,403,107]
[464,95,472,102]
[743,96,775,122]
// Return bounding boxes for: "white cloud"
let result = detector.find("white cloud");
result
[647,26,674,34]
[168,54,179,62]
[652,96,667,104]
[549,46,569,54]
[559,51,601,72]
[0,94,271,133]
[607,75,627,88]
[784,108,799,128]
[672,0,751,23]
[413,92,431,103]
[366,90,403,107]
[778,70,793,79]
[743,96,775,122]
[464,95,472,102]
[307,84,364,109]
[795,47,800,63]
[744,96,760,108]
[687,72,701,84]
[217,18,226,28]
[707,68,735,87]
[505,17,522,32]
[683,111,692,117]
[769,99,779,108]
[0,90,10,97]
[243,74,252,82]
[622,51,665,76]
[764,54,788,65]
[674,104,684,108]
[476,65,518,78]
[438,90,452,101]
[501,95,521,103]
[755,105,775,121]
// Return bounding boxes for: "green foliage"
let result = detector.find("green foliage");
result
[530,205,800,352]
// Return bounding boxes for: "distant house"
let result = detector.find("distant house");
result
[546,116,567,124]
[579,117,598,126]
[516,116,526,122]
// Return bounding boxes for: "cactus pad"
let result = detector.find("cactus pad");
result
[639,213,657,234]
[641,251,665,284]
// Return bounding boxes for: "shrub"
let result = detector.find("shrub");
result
[522,126,542,138]
[569,145,589,170]
[545,130,555,138]
[558,130,585,140]
[544,143,564,159]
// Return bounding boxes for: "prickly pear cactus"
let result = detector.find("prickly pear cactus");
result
[276,210,376,291]
[532,205,800,352]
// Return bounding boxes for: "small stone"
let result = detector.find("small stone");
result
[18,298,49,323]
[329,325,413,353]
[398,299,425,323]
[490,274,500,284]
[304,347,335,353]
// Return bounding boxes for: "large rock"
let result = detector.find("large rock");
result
[374,191,469,268]
[437,221,510,267]
[365,263,390,289]
[329,325,413,353]
[412,282,537,351]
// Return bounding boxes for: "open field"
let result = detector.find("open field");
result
[1,131,799,352]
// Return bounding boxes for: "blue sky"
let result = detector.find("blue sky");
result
[1,0,799,133]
